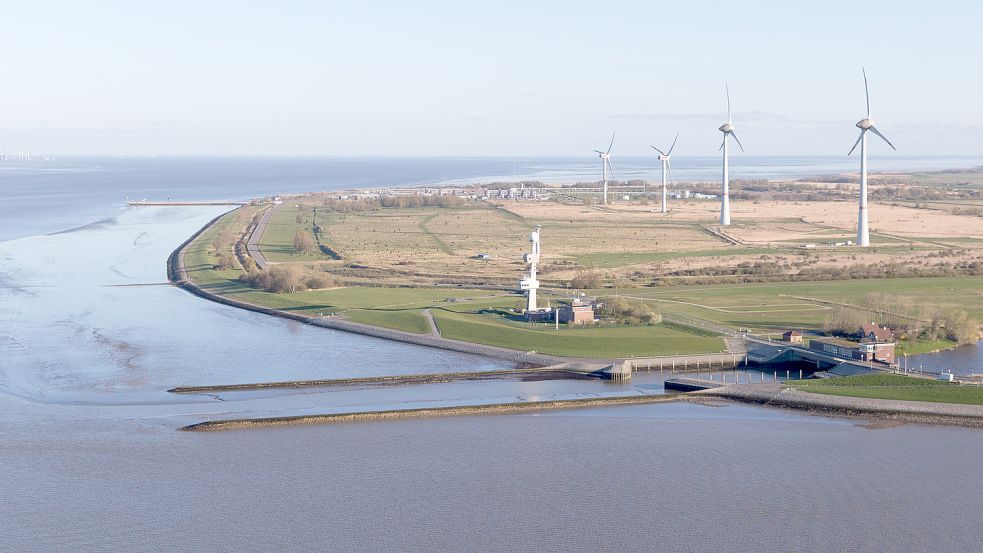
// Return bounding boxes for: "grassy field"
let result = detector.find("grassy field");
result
[182,201,982,357]
[613,277,983,332]
[788,374,983,405]
[896,338,959,356]
[248,195,983,300]
[430,309,724,358]
[257,203,336,262]
[574,247,787,268]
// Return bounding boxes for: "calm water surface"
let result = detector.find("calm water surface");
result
[2,158,983,552]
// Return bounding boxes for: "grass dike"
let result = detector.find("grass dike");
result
[699,378,983,428]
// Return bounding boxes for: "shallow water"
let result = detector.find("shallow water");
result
[907,343,983,375]
[2,397,982,553]
[0,206,512,406]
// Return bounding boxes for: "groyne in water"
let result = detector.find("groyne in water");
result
[168,364,598,394]
[180,393,685,432]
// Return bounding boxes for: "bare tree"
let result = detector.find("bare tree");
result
[293,229,318,255]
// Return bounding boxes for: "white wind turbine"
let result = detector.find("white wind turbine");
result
[651,134,678,213]
[848,67,896,247]
[594,132,616,204]
[718,85,743,225]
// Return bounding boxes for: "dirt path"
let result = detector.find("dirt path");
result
[423,309,440,337]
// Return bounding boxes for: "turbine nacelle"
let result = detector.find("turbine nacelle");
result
[719,123,734,133]
[856,118,875,130]
[657,154,669,162]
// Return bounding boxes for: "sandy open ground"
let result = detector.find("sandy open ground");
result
[258,194,983,286]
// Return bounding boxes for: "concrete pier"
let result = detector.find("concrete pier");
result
[604,360,633,381]
[664,377,725,392]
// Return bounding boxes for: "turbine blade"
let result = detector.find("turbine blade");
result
[606,158,615,180]
[607,131,616,154]
[593,150,605,155]
[730,131,745,152]
[667,133,679,156]
[719,137,725,151]
[848,129,865,156]
[726,84,732,123]
[869,125,897,151]
[651,145,667,156]
[862,66,870,118]
[667,160,674,186]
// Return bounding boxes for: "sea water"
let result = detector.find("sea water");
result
[3,157,983,552]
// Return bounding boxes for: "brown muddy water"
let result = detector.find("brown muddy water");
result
[2,203,983,552]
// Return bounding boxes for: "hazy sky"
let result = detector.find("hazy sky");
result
[2,0,981,157]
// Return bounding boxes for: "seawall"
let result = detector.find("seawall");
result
[699,383,983,428]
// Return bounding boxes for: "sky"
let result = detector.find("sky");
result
[1,0,981,157]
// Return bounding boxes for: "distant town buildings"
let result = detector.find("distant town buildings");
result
[669,190,717,200]
[484,187,550,201]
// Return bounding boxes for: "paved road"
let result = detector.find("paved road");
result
[246,206,274,269]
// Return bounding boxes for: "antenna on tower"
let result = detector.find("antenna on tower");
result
[519,225,543,316]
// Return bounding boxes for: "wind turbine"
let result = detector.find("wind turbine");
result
[651,134,678,213]
[594,132,615,204]
[848,67,896,247]
[718,85,743,225]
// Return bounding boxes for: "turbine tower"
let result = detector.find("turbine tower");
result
[718,85,744,226]
[594,132,616,204]
[848,67,896,247]
[651,134,678,213]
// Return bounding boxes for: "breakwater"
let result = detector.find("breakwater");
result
[129,200,247,206]
[168,364,596,394]
[180,393,685,431]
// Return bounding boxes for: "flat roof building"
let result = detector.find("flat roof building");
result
[809,337,895,364]
[557,300,595,326]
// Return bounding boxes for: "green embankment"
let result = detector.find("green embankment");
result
[430,309,723,358]
[789,374,983,405]
[896,338,958,356]
[182,207,258,289]
[346,309,431,334]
